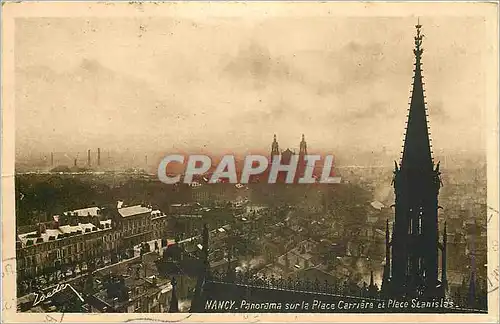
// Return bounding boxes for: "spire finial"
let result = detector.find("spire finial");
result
[414,20,424,59]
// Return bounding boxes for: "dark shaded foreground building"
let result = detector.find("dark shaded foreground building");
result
[380,23,486,311]
[381,22,447,300]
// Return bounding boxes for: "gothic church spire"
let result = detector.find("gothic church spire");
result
[401,22,433,171]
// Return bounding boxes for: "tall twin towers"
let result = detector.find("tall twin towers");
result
[269,134,308,183]
[270,134,307,158]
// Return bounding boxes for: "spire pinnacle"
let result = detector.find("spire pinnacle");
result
[299,134,307,155]
[271,134,280,157]
[202,223,209,258]
[401,22,433,171]
[443,221,447,243]
[169,276,179,312]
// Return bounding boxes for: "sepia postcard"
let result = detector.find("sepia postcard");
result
[1,1,499,323]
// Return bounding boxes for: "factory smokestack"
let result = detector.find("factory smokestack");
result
[97,148,101,166]
[50,152,54,166]
[74,158,77,167]
[87,149,91,167]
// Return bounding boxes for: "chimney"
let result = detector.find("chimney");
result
[51,152,54,166]
[87,149,91,167]
[97,148,101,166]
[74,158,77,167]
[37,223,46,236]
[92,216,100,227]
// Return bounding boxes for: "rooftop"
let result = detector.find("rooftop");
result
[18,220,112,247]
[118,205,152,218]
[64,206,100,217]
[151,210,167,219]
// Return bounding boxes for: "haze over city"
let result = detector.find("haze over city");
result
[15,16,488,166]
[6,2,494,316]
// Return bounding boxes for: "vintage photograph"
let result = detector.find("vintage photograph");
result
[1,1,498,322]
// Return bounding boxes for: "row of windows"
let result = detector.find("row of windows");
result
[20,220,169,267]
[21,229,114,255]
[22,238,117,267]
[125,217,151,230]
[103,232,120,242]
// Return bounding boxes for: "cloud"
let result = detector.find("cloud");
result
[223,41,294,88]
[16,59,189,152]
[13,16,488,157]
[346,101,397,120]
[426,100,450,122]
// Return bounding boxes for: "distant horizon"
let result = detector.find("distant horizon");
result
[15,146,486,172]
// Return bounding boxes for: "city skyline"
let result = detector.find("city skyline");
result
[3,2,496,320]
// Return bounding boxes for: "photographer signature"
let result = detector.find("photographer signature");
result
[33,283,84,307]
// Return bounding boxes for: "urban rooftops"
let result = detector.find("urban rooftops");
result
[18,219,112,248]
[64,206,101,217]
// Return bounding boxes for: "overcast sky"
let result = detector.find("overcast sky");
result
[15,15,489,159]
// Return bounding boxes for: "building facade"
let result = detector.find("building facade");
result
[16,202,171,293]
[16,216,116,282]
